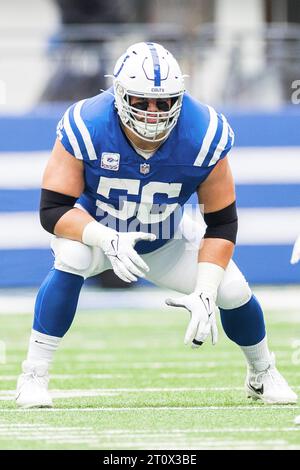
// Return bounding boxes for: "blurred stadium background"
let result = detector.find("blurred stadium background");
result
[1,0,300,290]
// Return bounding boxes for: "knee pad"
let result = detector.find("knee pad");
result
[51,237,93,275]
[217,278,252,310]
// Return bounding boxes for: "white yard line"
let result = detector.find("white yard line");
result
[0,432,297,450]
[0,386,246,393]
[109,441,298,450]
[2,370,300,381]
[4,359,292,369]
[1,405,299,411]
[0,425,298,450]
[2,385,300,397]
[1,387,244,401]
[0,361,262,369]
[0,374,128,381]
[0,372,219,381]
[0,434,295,449]
[2,426,298,434]
[2,385,298,402]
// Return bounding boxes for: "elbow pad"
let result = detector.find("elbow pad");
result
[203,201,238,244]
[40,188,78,234]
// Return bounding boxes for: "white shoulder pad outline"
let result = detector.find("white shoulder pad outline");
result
[73,100,97,161]
[193,105,218,167]
[208,113,230,166]
[60,100,98,161]
[62,107,83,160]
[194,106,234,167]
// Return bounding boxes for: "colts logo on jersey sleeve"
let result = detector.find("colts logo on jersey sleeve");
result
[101,153,120,171]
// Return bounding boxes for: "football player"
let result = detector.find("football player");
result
[16,42,297,408]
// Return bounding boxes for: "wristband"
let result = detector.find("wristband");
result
[82,220,115,247]
[194,262,225,299]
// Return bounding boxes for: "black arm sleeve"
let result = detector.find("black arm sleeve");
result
[39,188,78,234]
[203,201,238,244]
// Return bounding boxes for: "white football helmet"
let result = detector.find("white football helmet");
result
[113,42,185,142]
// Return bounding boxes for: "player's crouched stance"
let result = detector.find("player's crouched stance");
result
[16,42,297,408]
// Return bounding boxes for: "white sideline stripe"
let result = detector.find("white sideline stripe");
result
[0,147,300,189]
[194,105,218,167]
[73,100,97,160]
[2,208,300,248]
[1,405,299,411]
[63,107,83,160]
[1,287,300,314]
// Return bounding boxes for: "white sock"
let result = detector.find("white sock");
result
[240,337,271,371]
[27,330,61,366]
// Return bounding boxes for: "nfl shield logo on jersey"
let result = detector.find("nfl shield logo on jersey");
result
[101,153,120,171]
[140,163,150,175]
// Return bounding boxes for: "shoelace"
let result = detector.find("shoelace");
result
[22,371,48,388]
[252,366,287,389]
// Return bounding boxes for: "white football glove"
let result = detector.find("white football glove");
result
[165,292,218,347]
[291,235,300,265]
[101,231,156,283]
[82,221,156,283]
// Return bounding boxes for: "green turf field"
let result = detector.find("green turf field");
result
[0,305,299,450]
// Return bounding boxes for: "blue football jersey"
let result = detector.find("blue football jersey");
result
[56,89,234,254]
